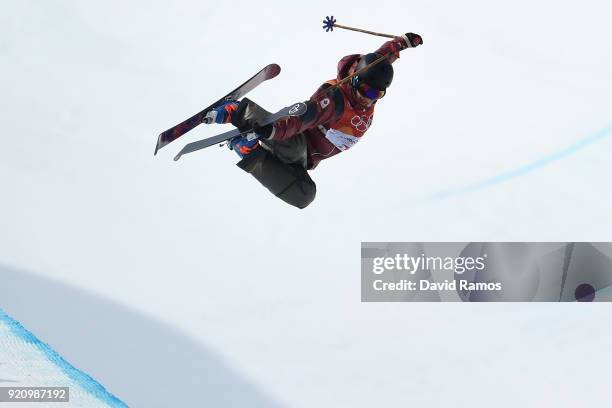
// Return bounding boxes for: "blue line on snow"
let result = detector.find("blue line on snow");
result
[432,125,612,199]
[0,309,128,407]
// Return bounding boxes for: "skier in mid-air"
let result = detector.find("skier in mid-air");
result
[204,32,423,209]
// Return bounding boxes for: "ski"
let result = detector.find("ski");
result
[173,102,308,161]
[154,63,281,155]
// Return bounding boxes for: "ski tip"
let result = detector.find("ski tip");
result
[268,64,281,78]
[173,153,182,161]
[154,134,165,156]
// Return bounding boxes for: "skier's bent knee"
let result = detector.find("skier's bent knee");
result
[237,148,316,209]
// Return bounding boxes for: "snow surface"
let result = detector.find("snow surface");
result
[1,0,612,406]
[0,308,128,408]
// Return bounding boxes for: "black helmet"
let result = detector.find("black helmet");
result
[352,53,394,91]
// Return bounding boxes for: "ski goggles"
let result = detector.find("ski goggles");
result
[357,81,386,100]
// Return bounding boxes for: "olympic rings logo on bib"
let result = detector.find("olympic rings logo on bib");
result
[350,115,373,132]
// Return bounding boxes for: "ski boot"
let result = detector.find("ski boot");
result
[203,100,239,124]
[203,100,259,158]
[227,132,260,158]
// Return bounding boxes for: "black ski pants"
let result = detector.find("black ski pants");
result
[232,98,316,209]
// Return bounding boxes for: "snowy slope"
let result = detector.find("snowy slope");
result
[1,1,611,406]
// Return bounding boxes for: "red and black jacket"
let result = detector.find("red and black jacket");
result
[270,36,410,169]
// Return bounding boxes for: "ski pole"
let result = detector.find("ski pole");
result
[322,16,395,39]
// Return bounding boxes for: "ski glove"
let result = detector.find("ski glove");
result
[403,33,423,48]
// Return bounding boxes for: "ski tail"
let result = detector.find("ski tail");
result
[154,64,281,155]
[173,102,308,161]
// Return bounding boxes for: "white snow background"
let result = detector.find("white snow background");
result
[1,0,611,406]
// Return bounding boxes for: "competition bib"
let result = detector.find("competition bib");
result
[324,128,361,151]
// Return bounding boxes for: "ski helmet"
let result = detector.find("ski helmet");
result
[351,53,394,92]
